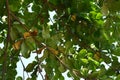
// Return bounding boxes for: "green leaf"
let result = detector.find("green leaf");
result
[59,75,64,80]
[49,0,59,5]
[13,24,26,34]
[58,64,66,73]
[87,53,93,57]
[98,66,106,77]
[81,58,88,64]
[65,41,73,50]
[116,74,120,80]
[0,36,3,43]
[88,57,99,66]
[96,13,102,19]
[105,78,113,80]
[102,54,111,64]
[9,0,21,12]
[67,72,72,77]
[42,26,50,39]
[26,78,31,80]
[47,33,62,48]
[21,41,30,58]
[10,27,20,41]
[25,37,36,51]
[78,49,87,58]
[81,68,88,77]
[31,67,37,80]
[90,71,99,78]
[102,30,109,40]
[106,68,115,76]
[38,50,48,63]
[25,61,37,72]
[113,47,120,56]
[16,76,22,80]
[52,74,59,80]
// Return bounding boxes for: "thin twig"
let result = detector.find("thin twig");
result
[55,55,71,70]
[19,56,30,79]
[36,45,45,80]
[23,69,25,80]
[55,55,84,78]
[2,0,11,80]
[19,56,26,80]
[38,65,44,80]
[49,17,54,24]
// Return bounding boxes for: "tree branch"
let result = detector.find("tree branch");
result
[2,0,11,80]
[55,55,84,78]
[19,56,30,79]
[35,45,45,80]
[38,65,44,80]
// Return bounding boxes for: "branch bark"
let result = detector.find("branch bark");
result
[2,0,11,80]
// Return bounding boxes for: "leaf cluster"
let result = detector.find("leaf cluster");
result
[0,0,120,80]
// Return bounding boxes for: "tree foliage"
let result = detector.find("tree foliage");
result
[0,0,120,80]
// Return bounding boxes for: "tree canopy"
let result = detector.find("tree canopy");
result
[0,0,120,80]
